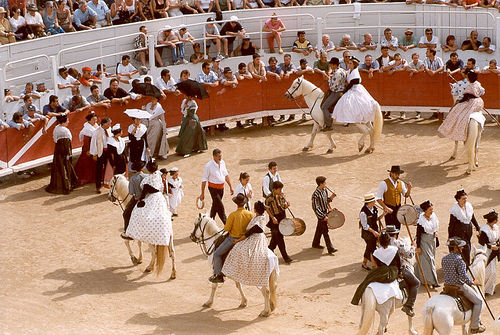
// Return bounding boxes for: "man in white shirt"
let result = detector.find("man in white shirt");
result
[156,69,179,95]
[116,54,138,84]
[25,4,46,37]
[314,34,335,58]
[90,117,112,193]
[418,28,439,49]
[478,37,495,54]
[87,0,111,27]
[199,149,234,223]
[57,66,80,90]
[262,161,282,197]
[380,28,398,51]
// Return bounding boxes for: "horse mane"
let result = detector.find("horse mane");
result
[201,215,222,236]
[115,174,130,200]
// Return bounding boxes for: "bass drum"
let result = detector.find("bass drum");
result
[327,209,345,229]
[397,204,420,226]
[279,218,306,236]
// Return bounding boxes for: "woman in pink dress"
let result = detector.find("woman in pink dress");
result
[262,13,286,54]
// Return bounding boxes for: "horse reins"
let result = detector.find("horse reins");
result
[192,217,225,256]
[286,78,327,122]
[110,176,131,212]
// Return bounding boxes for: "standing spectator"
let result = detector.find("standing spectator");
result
[158,25,186,65]
[266,56,284,82]
[359,54,379,79]
[423,48,444,77]
[478,37,495,54]
[87,0,111,27]
[233,34,259,56]
[461,30,480,51]
[156,69,179,95]
[358,33,377,52]
[9,6,34,40]
[262,13,286,54]
[339,50,351,70]
[42,95,69,117]
[42,1,65,35]
[25,3,46,37]
[335,34,357,51]
[313,51,331,79]
[380,28,398,51]
[292,30,313,56]
[399,28,417,51]
[295,58,313,75]
[204,17,228,59]
[181,0,198,13]
[415,200,440,289]
[220,15,246,57]
[55,0,75,32]
[418,28,438,49]
[116,54,138,83]
[36,82,50,94]
[376,46,394,71]
[64,91,91,113]
[442,34,458,52]
[482,59,500,74]
[72,0,97,30]
[311,176,337,255]
[167,0,183,16]
[315,34,335,56]
[103,78,131,105]
[445,52,464,75]
[87,84,111,108]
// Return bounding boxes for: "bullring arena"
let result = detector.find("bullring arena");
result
[1,2,499,335]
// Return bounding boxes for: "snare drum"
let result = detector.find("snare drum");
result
[279,218,306,236]
[397,204,419,226]
[327,209,345,229]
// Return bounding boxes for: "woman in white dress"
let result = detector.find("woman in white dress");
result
[415,200,440,288]
[222,201,278,287]
[126,161,172,246]
[333,57,378,124]
[144,95,169,159]
[234,172,253,211]
[478,210,499,295]
[167,167,183,217]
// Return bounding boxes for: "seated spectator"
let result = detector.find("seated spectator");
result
[380,28,398,51]
[407,52,424,79]
[482,59,500,74]
[25,4,46,37]
[110,0,131,25]
[479,0,495,7]
[406,0,423,4]
[260,0,276,7]
[204,17,228,59]
[442,34,458,52]
[211,56,223,79]
[335,34,357,51]
[79,67,102,86]
[55,0,76,32]
[8,112,35,140]
[190,42,208,64]
[247,53,266,81]
[43,95,69,117]
[463,0,479,9]
[62,86,88,107]
[234,34,259,56]
[0,119,9,131]
[339,50,351,71]
[94,63,114,78]
[220,15,246,57]
[445,52,464,75]
[262,13,286,54]
[478,37,495,54]
[461,30,480,51]
[87,84,111,108]
[24,105,49,133]
[134,26,164,67]
[278,53,297,79]
[167,0,183,16]
[156,69,179,94]
[1,8,16,45]
[315,34,335,57]
[41,1,65,35]
[196,62,219,87]
[245,0,265,8]
[215,0,232,11]
[36,82,50,94]
[418,28,438,49]
[104,78,131,105]
[196,0,215,13]
[88,0,111,27]
[425,0,444,3]
[73,0,97,30]
[116,54,138,84]
[358,33,377,52]
[266,56,283,82]
[307,0,329,4]
[57,66,80,90]
[313,51,331,79]
[158,25,187,65]
[292,30,313,56]
[399,28,417,51]
[359,54,379,79]
[236,62,252,80]
[128,79,145,100]
[376,46,394,70]
[295,58,313,75]
[461,58,480,78]
[382,52,407,75]
[220,66,238,87]
[67,67,80,80]
[18,94,39,115]
[276,0,292,6]
[9,6,35,40]
[178,25,195,57]
[4,89,20,102]
[181,0,199,14]
[423,48,444,76]
[20,82,41,100]
[445,0,461,6]
[137,66,152,83]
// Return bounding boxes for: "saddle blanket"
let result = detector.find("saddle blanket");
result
[367,280,403,304]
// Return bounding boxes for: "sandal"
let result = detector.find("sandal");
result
[361,264,371,271]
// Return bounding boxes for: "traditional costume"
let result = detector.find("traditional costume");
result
[415,200,439,286]
[376,165,409,230]
[167,168,183,215]
[360,193,380,268]
[175,99,207,156]
[74,114,98,186]
[234,181,252,211]
[127,122,148,167]
[478,210,499,295]
[107,136,128,175]
[144,101,169,158]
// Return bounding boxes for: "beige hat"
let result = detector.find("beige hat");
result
[405,28,413,34]
[364,193,376,203]
[0,6,7,13]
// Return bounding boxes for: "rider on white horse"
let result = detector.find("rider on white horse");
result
[321,57,346,131]
[442,237,486,334]
[121,161,147,240]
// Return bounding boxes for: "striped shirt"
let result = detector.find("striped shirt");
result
[311,187,330,220]
[442,252,473,286]
[265,193,287,216]
[423,57,444,72]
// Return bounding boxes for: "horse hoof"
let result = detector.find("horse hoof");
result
[358,144,364,152]
[466,170,472,175]
[170,273,176,280]
[239,302,247,308]
[259,310,270,317]
[144,267,153,273]
[326,149,333,154]
[202,302,212,308]
[364,148,374,154]
[449,156,456,161]
[131,256,139,265]
[302,147,309,152]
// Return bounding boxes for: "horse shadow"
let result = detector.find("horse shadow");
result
[288,247,328,263]
[127,308,265,335]
[468,185,500,210]
[173,235,193,248]
[42,266,163,301]
[0,185,53,203]
[301,262,366,294]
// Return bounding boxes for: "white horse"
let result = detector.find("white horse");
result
[357,285,417,335]
[284,76,383,154]
[422,251,486,335]
[109,174,177,279]
[190,213,278,317]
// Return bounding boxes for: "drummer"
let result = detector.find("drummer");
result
[360,193,386,271]
[376,165,412,230]
[311,176,337,255]
[265,181,293,264]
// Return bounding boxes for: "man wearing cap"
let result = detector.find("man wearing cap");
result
[209,193,253,283]
[220,15,246,57]
[0,6,16,44]
[24,104,49,134]
[220,66,238,87]
[386,225,420,317]
[295,58,314,76]
[399,28,418,51]
[320,57,346,131]
[442,237,485,333]
[376,165,412,230]
[79,67,102,86]
[72,0,97,30]
[311,176,337,254]
[121,161,147,240]
[25,4,46,37]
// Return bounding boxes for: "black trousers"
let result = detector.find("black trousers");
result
[312,219,334,252]
[362,233,377,260]
[268,213,289,260]
[123,198,138,231]
[208,186,226,224]
[385,204,401,230]
[95,151,108,190]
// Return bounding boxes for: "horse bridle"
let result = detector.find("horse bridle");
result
[190,216,225,256]
[285,78,326,123]
[109,175,131,212]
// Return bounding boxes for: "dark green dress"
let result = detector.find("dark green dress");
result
[175,101,207,155]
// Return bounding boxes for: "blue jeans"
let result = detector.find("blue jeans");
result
[402,267,420,309]
[175,43,185,60]
[46,27,65,35]
[213,235,235,275]
[458,283,483,329]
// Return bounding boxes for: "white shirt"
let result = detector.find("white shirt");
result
[380,56,391,68]
[57,74,77,86]
[117,62,137,75]
[388,59,406,70]
[375,177,408,201]
[479,43,496,52]
[9,16,26,32]
[155,77,177,92]
[262,171,281,197]
[25,12,43,25]
[234,182,253,209]
[418,35,439,46]
[201,159,228,184]
[107,136,126,155]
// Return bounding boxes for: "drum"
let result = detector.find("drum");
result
[279,218,306,236]
[397,204,419,226]
[327,210,345,229]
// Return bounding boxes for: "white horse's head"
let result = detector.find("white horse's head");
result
[108,173,128,203]
[285,76,306,100]
[190,213,220,244]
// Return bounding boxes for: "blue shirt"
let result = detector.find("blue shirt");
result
[72,7,97,27]
[442,252,473,286]
[265,65,283,75]
[197,71,218,84]
[87,0,110,21]
[359,60,380,70]
[43,104,67,116]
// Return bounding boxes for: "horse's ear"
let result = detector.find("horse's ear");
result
[198,213,202,218]
[300,75,304,80]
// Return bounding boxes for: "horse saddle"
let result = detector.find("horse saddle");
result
[441,284,474,313]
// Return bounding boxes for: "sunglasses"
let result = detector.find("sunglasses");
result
[405,33,412,35]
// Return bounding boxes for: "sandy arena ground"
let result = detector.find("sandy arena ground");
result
[1,115,499,335]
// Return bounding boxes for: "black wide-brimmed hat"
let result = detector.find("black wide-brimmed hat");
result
[388,165,404,174]
[483,209,498,222]
[446,237,466,248]
[232,193,248,206]
[385,225,400,235]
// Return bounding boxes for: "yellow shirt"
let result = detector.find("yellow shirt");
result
[224,207,253,238]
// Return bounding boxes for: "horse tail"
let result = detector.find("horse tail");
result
[372,103,383,144]
[357,288,376,335]
[155,245,167,276]
[269,269,278,311]
[422,302,435,335]
[463,118,480,169]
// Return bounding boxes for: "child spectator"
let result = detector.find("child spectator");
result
[442,34,458,52]
[178,25,195,63]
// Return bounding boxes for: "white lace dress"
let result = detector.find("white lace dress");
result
[126,171,173,245]
[222,215,279,286]
[332,67,378,123]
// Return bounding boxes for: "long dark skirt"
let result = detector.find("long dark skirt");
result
[46,138,79,194]
[176,109,207,155]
